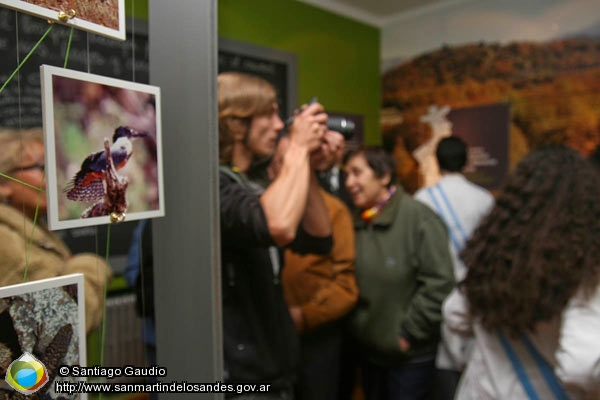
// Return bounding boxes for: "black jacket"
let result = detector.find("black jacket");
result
[219,169,332,388]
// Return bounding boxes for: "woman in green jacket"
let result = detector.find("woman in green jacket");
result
[343,147,455,400]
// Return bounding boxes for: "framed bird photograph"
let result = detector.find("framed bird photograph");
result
[41,65,164,230]
[0,0,125,40]
[0,274,87,399]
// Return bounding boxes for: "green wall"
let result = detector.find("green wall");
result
[218,0,381,144]
[125,0,149,19]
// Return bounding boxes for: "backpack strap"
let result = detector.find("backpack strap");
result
[521,334,569,400]
[497,331,569,400]
[426,184,466,253]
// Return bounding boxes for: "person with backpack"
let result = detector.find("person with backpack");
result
[445,146,600,399]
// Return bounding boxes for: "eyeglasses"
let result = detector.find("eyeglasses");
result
[9,163,45,173]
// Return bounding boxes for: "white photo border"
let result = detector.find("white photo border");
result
[0,273,88,399]
[0,0,125,41]
[41,64,165,230]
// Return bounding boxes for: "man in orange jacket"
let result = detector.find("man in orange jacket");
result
[269,133,359,400]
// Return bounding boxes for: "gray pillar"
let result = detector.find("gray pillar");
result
[148,1,222,398]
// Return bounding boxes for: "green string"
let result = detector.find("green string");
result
[4,18,116,395]
[100,225,111,369]
[63,27,74,68]
[0,23,53,96]
[23,175,45,282]
[5,18,109,392]
[97,225,112,400]
[19,23,67,282]
[8,24,74,282]
[0,172,44,192]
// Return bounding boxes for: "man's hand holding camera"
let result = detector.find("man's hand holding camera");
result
[286,99,346,172]
[288,101,328,154]
[260,101,330,246]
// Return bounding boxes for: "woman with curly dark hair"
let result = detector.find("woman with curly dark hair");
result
[444,145,600,399]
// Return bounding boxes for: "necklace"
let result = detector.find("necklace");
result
[361,187,396,223]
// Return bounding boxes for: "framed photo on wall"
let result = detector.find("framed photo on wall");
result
[41,65,164,230]
[219,37,297,118]
[0,274,87,399]
[449,102,510,190]
[0,0,125,40]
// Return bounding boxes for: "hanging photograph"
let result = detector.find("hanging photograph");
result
[41,65,164,230]
[0,0,125,40]
[0,274,87,399]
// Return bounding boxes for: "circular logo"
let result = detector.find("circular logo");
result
[5,353,49,395]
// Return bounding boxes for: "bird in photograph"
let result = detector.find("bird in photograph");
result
[64,126,146,202]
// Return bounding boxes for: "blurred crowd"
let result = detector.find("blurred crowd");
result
[215,72,600,400]
[1,71,599,400]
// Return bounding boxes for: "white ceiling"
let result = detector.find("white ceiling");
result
[297,0,460,28]
[297,0,478,69]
